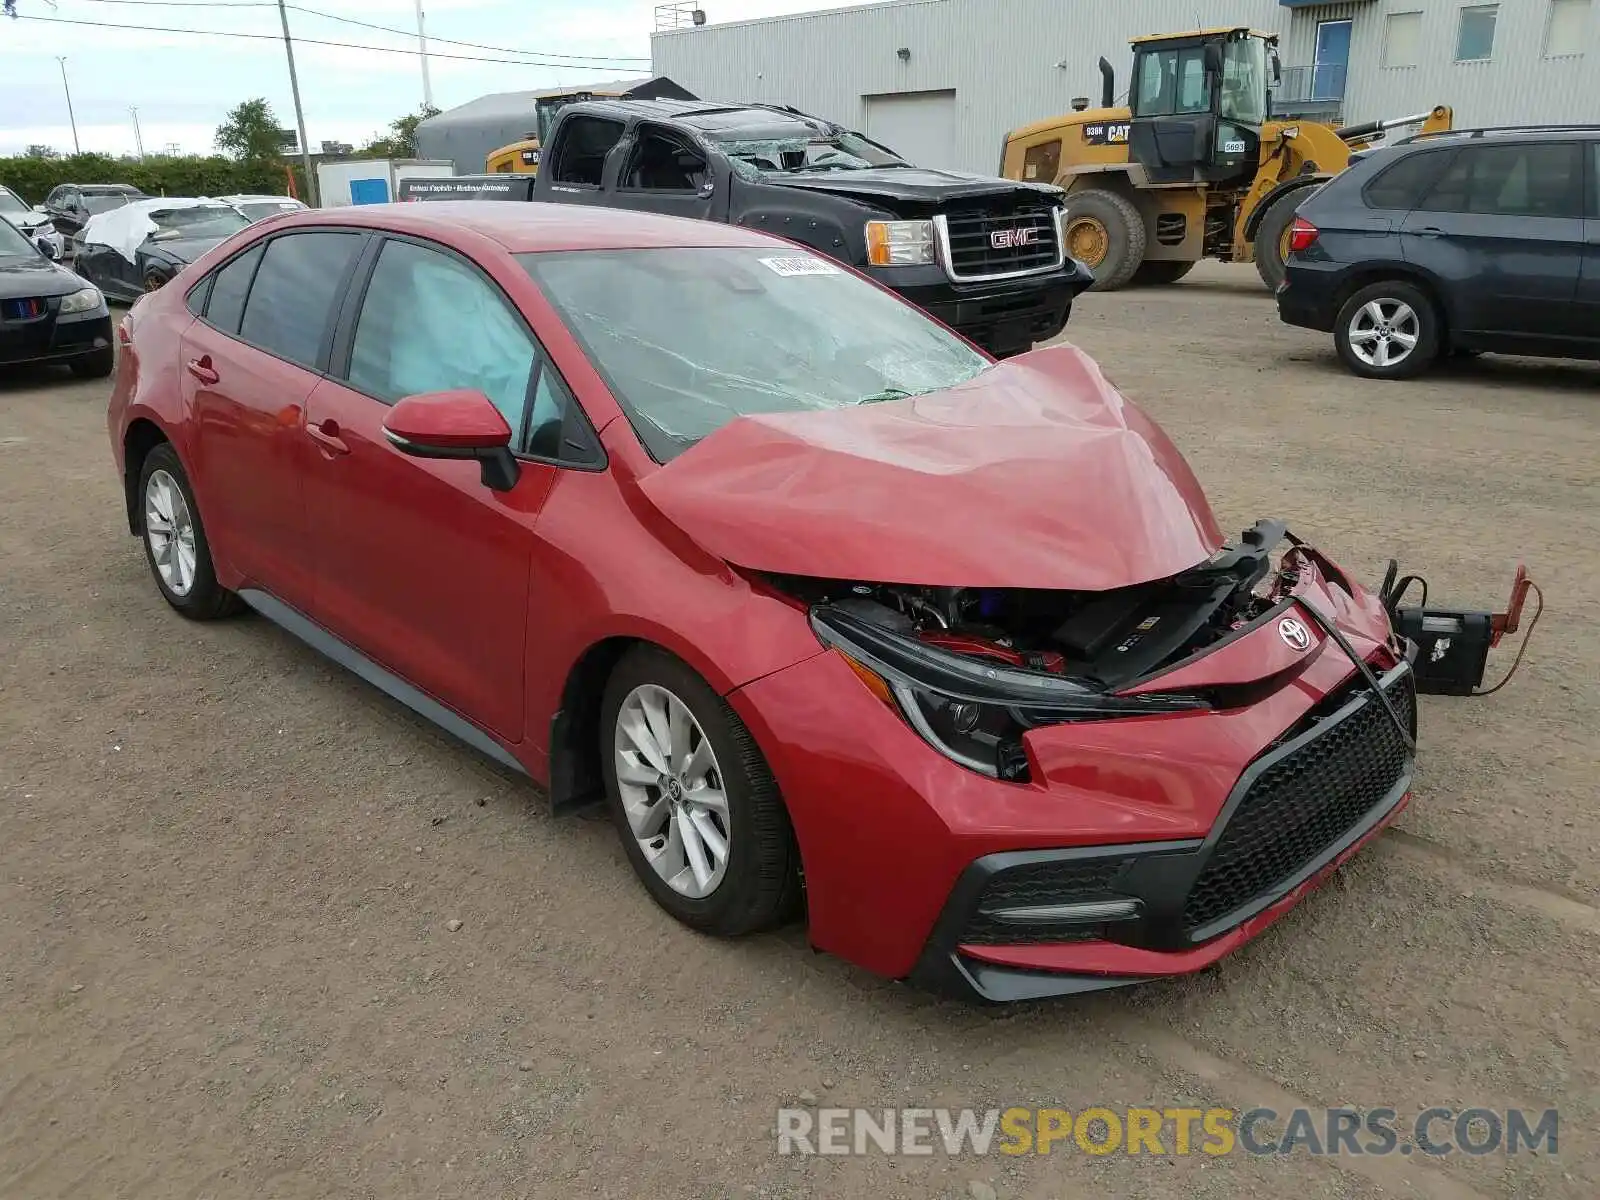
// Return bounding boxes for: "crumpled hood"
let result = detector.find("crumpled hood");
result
[637,344,1224,591]
[143,235,228,266]
[760,167,1060,206]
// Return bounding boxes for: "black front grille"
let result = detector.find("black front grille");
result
[2,296,50,321]
[961,856,1129,945]
[1182,671,1415,934]
[943,204,1060,279]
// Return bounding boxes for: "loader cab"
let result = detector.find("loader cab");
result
[1127,28,1276,186]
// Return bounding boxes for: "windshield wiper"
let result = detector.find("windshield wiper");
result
[855,387,914,405]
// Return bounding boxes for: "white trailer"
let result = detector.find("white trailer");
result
[315,158,455,207]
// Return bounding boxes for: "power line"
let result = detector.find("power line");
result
[71,0,652,62]
[14,13,651,68]
[287,4,651,63]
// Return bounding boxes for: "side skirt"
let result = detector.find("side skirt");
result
[237,588,528,777]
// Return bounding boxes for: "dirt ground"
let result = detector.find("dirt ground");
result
[2,263,1597,1200]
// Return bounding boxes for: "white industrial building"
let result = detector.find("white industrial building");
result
[651,0,1599,174]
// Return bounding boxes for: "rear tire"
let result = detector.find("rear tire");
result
[1334,280,1441,380]
[70,347,115,379]
[136,443,243,619]
[600,645,802,937]
[1253,190,1305,290]
[1130,260,1196,286]
[1062,189,1146,291]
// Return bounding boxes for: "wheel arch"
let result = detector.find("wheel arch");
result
[122,416,171,535]
[1333,264,1453,335]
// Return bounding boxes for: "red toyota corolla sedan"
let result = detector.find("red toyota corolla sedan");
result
[107,203,1418,1002]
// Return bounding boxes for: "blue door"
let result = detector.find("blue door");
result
[1313,20,1352,102]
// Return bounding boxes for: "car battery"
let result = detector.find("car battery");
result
[1393,607,1494,696]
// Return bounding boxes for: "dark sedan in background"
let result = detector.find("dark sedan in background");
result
[75,199,252,301]
[43,183,146,241]
[0,216,113,378]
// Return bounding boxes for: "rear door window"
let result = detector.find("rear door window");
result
[202,244,264,336]
[1362,149,1455,210]
[238,231,365,369]
[1418,141,1584,218]
[549,116,625,187]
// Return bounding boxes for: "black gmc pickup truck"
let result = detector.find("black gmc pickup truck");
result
[529,99,1092,357]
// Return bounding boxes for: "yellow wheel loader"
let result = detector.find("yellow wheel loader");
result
[1000,28,1452,290]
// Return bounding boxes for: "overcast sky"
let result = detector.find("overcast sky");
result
[0,0,872,157]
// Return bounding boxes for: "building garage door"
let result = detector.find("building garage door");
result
[863,90,957,171]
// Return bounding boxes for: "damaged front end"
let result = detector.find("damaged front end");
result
[785,520,1341,782]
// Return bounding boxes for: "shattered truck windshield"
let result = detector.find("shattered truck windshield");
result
[523,246,990,462]
[708,128,906,175]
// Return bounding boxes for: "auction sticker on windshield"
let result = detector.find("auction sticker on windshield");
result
[759,255,841,277]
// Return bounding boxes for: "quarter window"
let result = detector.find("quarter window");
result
[202,243,264,336]
[347,239,544,443]
[1418,142,1583,218]
[238,232,363,368]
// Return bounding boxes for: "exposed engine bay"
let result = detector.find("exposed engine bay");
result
[778,520,1313,781]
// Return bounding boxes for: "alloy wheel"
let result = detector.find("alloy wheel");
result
[144,468,198,597]
[1346,298,1419,369]
[613,683,730,899]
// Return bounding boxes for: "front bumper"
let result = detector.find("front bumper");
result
[0,302,112,367]
[909,663,1416,1001]
[873,260,1093,355]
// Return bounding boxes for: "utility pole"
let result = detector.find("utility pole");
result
[56,57,80,155]
[129,106,145,160]
[276,0,317,205]
[414,0,434,110]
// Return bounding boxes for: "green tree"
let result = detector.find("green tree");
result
[362,104,441,158]
[215,98,286,163]
[24,144,59,160]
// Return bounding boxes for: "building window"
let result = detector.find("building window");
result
[1455,5,1499,60]
[1546,0,1591,56]
[1385,11,1424,66]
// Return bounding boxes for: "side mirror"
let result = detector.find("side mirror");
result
[382,388,520,491]
[35,235,61,260]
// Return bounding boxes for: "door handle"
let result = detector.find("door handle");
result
[185,356,219,385]
[306,418,350,455]
[1414,226,1445,238]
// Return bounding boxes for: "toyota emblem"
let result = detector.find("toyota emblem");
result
[1278,616,1312,652]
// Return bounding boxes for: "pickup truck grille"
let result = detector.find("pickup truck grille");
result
[938,204,1062,282]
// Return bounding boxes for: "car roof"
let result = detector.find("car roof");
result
[78,184,145,194]
[265,201,788,254]
[1395,124,1600,149]
[569,98,836,140]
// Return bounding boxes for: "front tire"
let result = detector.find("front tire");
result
[136,443,242,619]
[1063,189,1146,291]
[70,347,115,379]
[1334,281,1441,380]
[143,270,170,293]
[601,646,801,936]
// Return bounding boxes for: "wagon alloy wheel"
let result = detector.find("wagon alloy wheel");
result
[143,271,167,293]
[144,468,198,597]
[1333,280,1439,380]
[1346,298,1419,369]
[614,683,731,898]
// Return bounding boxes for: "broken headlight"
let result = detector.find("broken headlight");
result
[811,605,1210,781]
[864,219,936,267]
